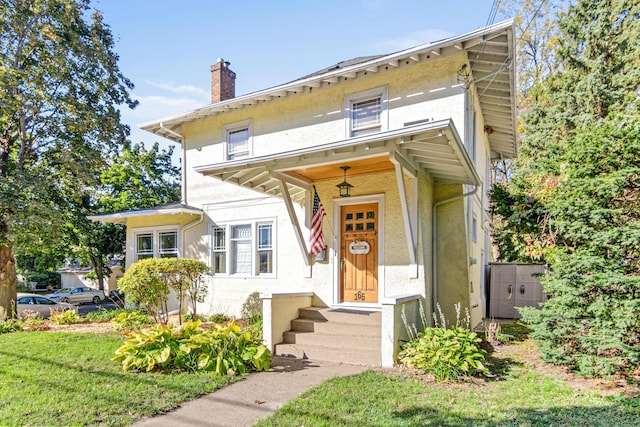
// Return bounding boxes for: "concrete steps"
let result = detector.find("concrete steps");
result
[274,307,381,366]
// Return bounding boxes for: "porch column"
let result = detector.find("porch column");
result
[391,151,419,278]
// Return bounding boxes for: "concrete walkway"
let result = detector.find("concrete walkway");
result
[132,356,368,427]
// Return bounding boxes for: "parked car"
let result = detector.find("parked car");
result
[46,287,105,304]
[16,293,76,319]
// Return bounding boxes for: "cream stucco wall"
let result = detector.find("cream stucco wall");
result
[433,184,471,325]
[132,50,493,321]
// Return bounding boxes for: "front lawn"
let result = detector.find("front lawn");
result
[0,331,235,426]
[256,341,639,427]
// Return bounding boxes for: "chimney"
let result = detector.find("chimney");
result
[210,58,236,103]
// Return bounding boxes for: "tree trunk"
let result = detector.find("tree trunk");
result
[88,248,105,291]
[0,243,17,320]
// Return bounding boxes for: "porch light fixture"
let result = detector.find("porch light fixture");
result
[337,166,353,197]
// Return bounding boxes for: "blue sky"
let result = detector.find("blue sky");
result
[96,0,504,162]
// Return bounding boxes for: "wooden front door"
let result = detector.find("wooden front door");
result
[340,203,378,303]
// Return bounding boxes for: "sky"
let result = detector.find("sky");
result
[95,0,506,163]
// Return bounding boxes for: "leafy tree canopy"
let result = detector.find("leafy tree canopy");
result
[492,0,640,377]
[0,0,136,317]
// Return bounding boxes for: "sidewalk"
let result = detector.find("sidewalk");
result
[132,356,368,427]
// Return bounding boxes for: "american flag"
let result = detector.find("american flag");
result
[310,187,326,257]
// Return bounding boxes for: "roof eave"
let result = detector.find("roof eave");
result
[88,205,203,225]
[139,19,516,145]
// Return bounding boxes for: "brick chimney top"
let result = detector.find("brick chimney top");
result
[210,58,236,103]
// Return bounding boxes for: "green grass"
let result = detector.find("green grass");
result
[500,320,533,341]
[257,350,639,427]
[0,331,235,426]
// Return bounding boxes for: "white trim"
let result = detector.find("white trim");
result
[344,86,388,138]
[89,204,202,224]
[131,225,181,262]
[332,194,385,307]
[223,119,253,161]
[208,217,277,278]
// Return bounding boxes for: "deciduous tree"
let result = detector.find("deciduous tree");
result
[0,0,135,318]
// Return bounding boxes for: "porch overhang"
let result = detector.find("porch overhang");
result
[194,119,479,204]
[87,203,203,225]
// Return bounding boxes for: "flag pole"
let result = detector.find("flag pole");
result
[313,185,335,238]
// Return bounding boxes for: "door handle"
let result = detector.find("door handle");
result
[520,284,525,295]
[340,258,345,272]
[507,285,513,299]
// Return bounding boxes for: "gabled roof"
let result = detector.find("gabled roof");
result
[88,202,203,225]
[140,19,517,159]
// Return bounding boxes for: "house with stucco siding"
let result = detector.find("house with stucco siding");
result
[92,20,517,367]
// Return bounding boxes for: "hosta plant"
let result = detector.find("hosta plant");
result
[0,319,22,334]
[399,302,488,381]
[112,320,271,375]
[50,309,83,325]
[398,326,488,381]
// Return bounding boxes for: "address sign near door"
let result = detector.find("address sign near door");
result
[349,240,370,255]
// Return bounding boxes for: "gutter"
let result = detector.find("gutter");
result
[159,121,187,204]
[431,185,478,319]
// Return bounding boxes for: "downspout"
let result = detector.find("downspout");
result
[159,122,187,204]
[432,185,477,318]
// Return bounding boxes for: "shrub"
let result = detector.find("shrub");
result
[398,302,488,381]
[0,319,22,334]
[85,308,126,323]
[112,320,271,375]
[182,313,207,323]
[118,258,210,325]
[111,311,154,333]
[20,312,49,331]
[241,291,262,324]
[398,326,488,380]
[50,309,83,325]
[117,259,170,324]
[209,313,230,323]
[242,316,263,342]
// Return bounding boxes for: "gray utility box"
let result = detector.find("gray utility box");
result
[488,263,546,319]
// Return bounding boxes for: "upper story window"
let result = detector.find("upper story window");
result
[210,220,275,277]
[134,228,179,262]
[224,120,252,160]
[345,87,388,138]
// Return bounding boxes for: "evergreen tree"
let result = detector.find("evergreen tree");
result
[492,0,640,376]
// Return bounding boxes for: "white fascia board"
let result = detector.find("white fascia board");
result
[139,20,515,137]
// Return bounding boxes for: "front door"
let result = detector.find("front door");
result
[340,203,378,303]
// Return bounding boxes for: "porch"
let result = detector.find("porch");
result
[262,292,422,367]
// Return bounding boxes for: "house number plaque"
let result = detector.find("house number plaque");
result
[354,291,366,301]
[349,240,370,255]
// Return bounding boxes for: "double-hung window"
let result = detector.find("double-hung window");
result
[257,223,273,274]
[136,233,154,260]
[212,227,226,274]
[224,120,252,160]
[346,87,388,137]
[134,228,179,261]
[159,231,178,258]
[211,220,274,276]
